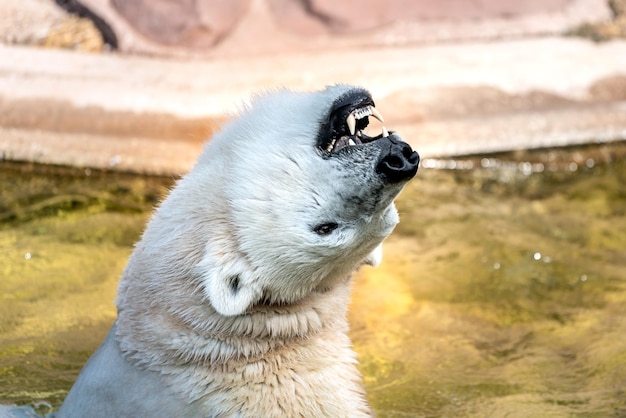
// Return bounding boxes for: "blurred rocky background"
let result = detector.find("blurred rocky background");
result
[1,0,625,57]
[1,0,626,174]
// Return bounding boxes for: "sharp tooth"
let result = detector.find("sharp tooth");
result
[326,138,337,152]
[348,139,356,146]
[370,107,384,123]
[382,127,389,137]
[356,131,362,137]
[346,113,356,135]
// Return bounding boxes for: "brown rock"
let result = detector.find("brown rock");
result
[60,0,612,56]
[268,0,574,34]
[110,0,250,48]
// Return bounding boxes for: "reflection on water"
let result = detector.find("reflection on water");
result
[0,164,173,414]
[1,143,625,417]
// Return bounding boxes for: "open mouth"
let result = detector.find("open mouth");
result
[317,90,390,154]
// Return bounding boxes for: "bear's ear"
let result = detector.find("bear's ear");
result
[364,243,383,267]
[197,257,262,316]
[205,273,262,316]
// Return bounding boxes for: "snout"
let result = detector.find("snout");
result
[376,135,420,183]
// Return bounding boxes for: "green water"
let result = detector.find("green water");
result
[1,143,625,417]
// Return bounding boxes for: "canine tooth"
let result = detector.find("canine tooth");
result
[382,127,389,137]
[370,107,384,123]
[348,139,356,146]
[346,113,356,135]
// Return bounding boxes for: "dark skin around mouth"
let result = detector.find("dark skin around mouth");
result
[317,89,388,154]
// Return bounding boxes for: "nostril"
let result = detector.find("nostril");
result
[402,145,414,160]
[385,155,404,169]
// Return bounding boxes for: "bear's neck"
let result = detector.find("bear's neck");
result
[116,265,354,371]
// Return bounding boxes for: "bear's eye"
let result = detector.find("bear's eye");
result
[313,222,339,235]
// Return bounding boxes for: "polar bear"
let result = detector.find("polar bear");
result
[55,85,419,417]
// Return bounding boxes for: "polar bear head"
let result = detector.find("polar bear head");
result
[141,85,419,317]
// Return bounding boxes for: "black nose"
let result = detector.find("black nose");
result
[376,135,420,183]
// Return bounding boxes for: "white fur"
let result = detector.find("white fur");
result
[364,243,384,267]
[55,85,414,418]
